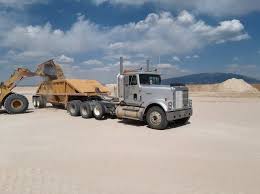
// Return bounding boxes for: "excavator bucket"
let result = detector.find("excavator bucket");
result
[35,59,65,80]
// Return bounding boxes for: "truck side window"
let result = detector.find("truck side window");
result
[129,75,137,86]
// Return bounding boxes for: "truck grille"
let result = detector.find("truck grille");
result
[183,90,189,107]
[175,90,188,109]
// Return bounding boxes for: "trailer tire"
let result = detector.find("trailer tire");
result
[146,106,168,130]
[175,117,190,126]
[80,102,93,119]
[4,94,29,114]
[33,96,46,108]
[32,96,38,108]
[93,102,106,120]
[67,100,81,116]
[38,96,46,108]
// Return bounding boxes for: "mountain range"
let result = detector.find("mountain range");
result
[162,73,260,85]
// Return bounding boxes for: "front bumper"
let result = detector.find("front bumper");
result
[166,108,192,121]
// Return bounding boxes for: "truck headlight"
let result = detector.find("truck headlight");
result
[168,102,173,110]
[189,100,192,107]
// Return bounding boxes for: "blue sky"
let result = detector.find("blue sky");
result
[0,0,260,83]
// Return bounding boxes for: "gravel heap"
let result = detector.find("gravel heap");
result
[218,78,259,93]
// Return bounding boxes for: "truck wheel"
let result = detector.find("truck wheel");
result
[32,96,38,108]
[93,102,106,120]
[80,102,93,119]
[33,96,46,109]
[38,96,46,108]
[146,106,168,130]
[67,100,81,116]
[175,117,190,126]
[4,94,29,114]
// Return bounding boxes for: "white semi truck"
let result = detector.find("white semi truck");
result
[68,57,193,130]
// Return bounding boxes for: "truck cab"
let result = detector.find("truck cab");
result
[116,66,193,130]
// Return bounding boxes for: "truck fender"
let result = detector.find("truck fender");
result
[143,100,168,116]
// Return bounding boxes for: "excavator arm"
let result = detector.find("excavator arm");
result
[0,68,37,103]
[2,68,37,91]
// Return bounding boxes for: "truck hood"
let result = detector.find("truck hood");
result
[141,85,172,90]
[140,85,187,91]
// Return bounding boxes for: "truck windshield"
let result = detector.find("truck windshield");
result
[139,74,161,85]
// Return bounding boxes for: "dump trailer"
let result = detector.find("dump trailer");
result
[0,68,37,114]
[32,59,110,108]
[34,58,192,130]
[33,79,109,108]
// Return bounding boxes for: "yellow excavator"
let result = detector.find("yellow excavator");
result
[0,68,37,114]
[0,59,64,114]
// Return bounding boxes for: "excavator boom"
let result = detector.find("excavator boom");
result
[3,68,37,90]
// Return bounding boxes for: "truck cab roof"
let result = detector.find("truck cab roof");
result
[123,70,160,76]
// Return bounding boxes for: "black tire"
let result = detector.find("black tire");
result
[67,100,81,116]
[175,117,190,126]
[146,106,168,130]
[38,96,47,108]
[80,102,93,119]
[4,94,29,114]
[32,96,38,108]
[93,102,106,120]
[33,96,46,109]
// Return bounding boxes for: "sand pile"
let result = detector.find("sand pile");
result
[218,78,259,93]
[188,78,259,93]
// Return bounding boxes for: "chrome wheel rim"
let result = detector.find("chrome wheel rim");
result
[33,100,37,107]
[36,100,40,107]
[150,111,162,126]
[81,107,87,115]
[94,107,101,116]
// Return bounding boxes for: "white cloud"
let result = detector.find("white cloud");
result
[173,56,181,62]
[156,63,191,78]
[56,54,74,64]
[0,10,251,82]
[158,63,172,69]
[177,10,195,24]
[3,17,106,56]
[91,0,260,16]
[0,0,45,8]
[82,59,104,67]
[185,55,200,60]
[2,11,249,60]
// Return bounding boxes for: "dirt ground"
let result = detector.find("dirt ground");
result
[0,87,260,194]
